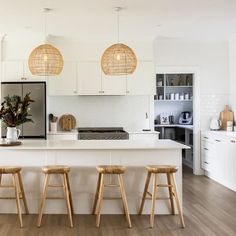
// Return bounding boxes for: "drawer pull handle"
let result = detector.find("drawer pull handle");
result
[204,148,209,151]
[204,161,209,164]
[215,139,221,142]
[204,137,209,139]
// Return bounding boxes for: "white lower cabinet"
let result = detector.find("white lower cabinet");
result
[201,131,236,191]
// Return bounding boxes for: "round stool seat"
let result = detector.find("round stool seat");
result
[96,165,126,174]
[146,165,178,174]
[42,165,70,174]
[0,166,22,174]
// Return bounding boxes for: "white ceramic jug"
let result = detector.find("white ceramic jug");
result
[6,127,21,141]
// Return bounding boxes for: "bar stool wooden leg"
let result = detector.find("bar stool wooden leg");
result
[167,173,175,215]
[139,171,151,214]
[63,173,74,228]
[118,174,132,228]
[65,173,74,215]
[92,173,101,214]
[0,174,2,185]
[12,173,23,228]
[170,173,185,228]
[150,173,158,228]
[37,174,50,227]
[17,172,29,214]
[96,173,104,227]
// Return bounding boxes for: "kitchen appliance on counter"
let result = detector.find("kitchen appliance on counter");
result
[1,82,46,139]
[78,127,129,140]
[210,118,221,130]
[179,111,193,125]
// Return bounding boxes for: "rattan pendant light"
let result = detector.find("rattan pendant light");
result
[101,7,137,76]
[28,8,63,76]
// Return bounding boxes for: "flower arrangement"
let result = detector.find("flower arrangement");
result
[0,93,34,127]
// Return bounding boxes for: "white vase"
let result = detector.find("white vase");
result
[6,127,21,142]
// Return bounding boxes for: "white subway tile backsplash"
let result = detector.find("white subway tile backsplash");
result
[200,93,229,129]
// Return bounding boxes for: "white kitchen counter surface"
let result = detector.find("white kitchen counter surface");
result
[155,124,193,130]
[47,130,77,135]
[202,130,236,138]
[0,139,189,150]
[128,130,160,134]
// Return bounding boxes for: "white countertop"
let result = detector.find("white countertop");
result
[202,130,236,138]
[127,130,160,134]
[47,130,78,135]
[155,124,193,130]
[0,139,189,150]
[48,130,160,135]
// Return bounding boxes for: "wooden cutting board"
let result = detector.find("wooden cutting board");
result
[59,114,76,131]
[220,105,234,130]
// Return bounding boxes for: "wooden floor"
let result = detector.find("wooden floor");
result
[1,167,236,236]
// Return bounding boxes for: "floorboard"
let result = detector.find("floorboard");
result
[0,166,236,236]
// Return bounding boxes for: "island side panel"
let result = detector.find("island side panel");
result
[0,149,182,214]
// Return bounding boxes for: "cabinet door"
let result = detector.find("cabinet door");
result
[127,61,155,95]
[23,61,46,81]
[211,138,225,183]
[77,61,102,95]
[224,139,236,190]
[102,73,126,95]
[48,61,77,96]
[1,61,24,81]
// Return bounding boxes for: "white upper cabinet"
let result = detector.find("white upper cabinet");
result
[126,61,155,95]
[23,61,46,81]
[2,61,24,81]
[102,73,126,95]
[77,61,102,95]
[1,61,46,82]
[48,61,78,96]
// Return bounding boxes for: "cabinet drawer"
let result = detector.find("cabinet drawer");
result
[202,160,211,171]
[201,153,211,171]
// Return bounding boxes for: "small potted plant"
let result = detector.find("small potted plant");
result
[0,93,34,141]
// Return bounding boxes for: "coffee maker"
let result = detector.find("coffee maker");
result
[179,111,193,125]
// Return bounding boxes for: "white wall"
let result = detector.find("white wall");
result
[229,39,236,121]
[48,95,152,131]
[154,39,229,129]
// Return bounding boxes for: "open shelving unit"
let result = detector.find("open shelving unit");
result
[154,73,194,169]
[155,74,193,101]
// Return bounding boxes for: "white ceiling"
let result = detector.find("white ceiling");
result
[1,0,236,42]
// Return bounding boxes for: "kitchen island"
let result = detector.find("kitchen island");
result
[0,139,188,215]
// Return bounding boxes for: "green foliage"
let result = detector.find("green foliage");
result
[0,93,34,127]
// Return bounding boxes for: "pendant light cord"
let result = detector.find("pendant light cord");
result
[43,8,51,43]
[117,8,120,43]
[44,11,47,42]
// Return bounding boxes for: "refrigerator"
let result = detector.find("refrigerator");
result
[1,82,46,139]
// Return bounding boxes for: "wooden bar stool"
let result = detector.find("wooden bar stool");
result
[92,165,132,228]
[139,165,185,228]
[0,166,29,228]
[37,165,74,228]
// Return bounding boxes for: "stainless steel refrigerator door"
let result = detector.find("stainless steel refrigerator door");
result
[1,83,23,137]
[22,83,46,137]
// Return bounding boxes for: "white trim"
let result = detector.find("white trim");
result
[155,65,203,175]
